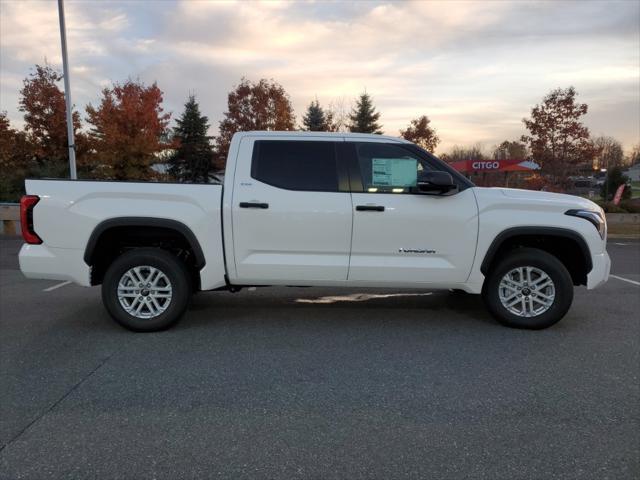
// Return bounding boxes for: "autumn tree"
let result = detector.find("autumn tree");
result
[215,78,296,169]
[593,136,624,170]
[400,115,439,152]
[0,113,28,171]
[442,145,485,163]
[168,95,214,183]
[522,87,594,179]
[86,80,171,180]
[348,92,382,134]
[493,140,527,160]
[301,99,335,131]
[326,97,349,132]
[19,64,85,176]
[0,112,33,201]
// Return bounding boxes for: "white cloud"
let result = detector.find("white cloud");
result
[1,0,638,154]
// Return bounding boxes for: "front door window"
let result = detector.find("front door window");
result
[356,143,429,194]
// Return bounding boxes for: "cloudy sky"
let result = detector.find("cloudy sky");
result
[1,0,638,154]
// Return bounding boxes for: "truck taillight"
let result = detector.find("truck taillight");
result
[20,195,42,244]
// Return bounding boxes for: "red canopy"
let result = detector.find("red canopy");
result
[450,159,540,173]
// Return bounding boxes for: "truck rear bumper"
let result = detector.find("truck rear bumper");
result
[587,251,610,290]
[19,244,91,286]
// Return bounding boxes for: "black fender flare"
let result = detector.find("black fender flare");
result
[83,217,206,269]
[479,226,592,275]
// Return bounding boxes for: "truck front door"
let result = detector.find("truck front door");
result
[347,141,478,285]
[230,137,353,285]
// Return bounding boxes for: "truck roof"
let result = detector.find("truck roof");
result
[234,131,411,144]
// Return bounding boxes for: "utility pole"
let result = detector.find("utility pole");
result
[601,163,609,202]
[57,0,77,179]
[604,160,609,202]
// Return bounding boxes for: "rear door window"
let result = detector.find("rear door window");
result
[251,140,339,192]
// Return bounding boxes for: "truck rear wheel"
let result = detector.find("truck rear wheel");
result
[101,248,191,332]
[482,248,573,329]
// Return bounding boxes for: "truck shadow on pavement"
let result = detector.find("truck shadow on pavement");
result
[181,289,498,331]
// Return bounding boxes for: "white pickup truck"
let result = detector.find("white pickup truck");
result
[19,131,610,331]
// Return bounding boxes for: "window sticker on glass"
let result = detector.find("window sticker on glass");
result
[371,158,418,187]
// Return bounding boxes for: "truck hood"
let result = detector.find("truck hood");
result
[473,187,601,212]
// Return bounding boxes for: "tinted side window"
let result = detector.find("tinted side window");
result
[354,143,431,193]
[251,140,339,192]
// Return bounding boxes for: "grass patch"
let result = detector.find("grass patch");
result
[608,223,640,236]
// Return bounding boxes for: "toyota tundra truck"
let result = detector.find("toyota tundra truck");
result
[19,131,611,331]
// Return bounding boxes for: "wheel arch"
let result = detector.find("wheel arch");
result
[480,227,592,286]
[84,217,206,288]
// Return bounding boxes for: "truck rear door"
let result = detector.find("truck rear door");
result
[229,136,352,285]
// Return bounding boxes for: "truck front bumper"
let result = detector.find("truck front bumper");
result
[587,251,611,290]
[19,244,91,286]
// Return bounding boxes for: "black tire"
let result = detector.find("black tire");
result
[101,248,191,332]
[482,247,574,329]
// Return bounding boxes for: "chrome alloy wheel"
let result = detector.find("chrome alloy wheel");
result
[498,266,555,318]
[117,266,172,319]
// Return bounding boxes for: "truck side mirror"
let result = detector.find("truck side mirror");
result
[415,171,457,195]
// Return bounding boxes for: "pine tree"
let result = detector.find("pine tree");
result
[169,95,214,183]
[302,99,332,131]
[600,166,631,201]
[348,92,382,134]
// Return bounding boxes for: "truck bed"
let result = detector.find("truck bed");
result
[20,179,227,289]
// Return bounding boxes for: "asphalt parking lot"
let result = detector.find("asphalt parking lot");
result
[1,236,638,479]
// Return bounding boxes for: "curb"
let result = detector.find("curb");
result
[0,203,20,235]
[1,220,20,236]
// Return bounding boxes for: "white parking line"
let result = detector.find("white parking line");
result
[610,275,640,287]
[43,281,72,292]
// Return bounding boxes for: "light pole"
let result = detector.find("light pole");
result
[601,167,608,202]
[57,0,77,179]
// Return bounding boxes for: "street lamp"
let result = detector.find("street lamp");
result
[57,0,77,179]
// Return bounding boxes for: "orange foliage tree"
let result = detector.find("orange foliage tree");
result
[86,80,171,179]
[522,87,595,181]
[215,78,295,169]
[400,115,440,153]
[0,112,34,200]
[18,64,85,175]
[0,112,31,171]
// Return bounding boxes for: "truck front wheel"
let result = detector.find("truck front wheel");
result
[101,248,192,332]
[482,248,574,329]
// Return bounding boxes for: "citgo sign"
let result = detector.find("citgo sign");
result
[471,161,501,170]
[450,159,540,173]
